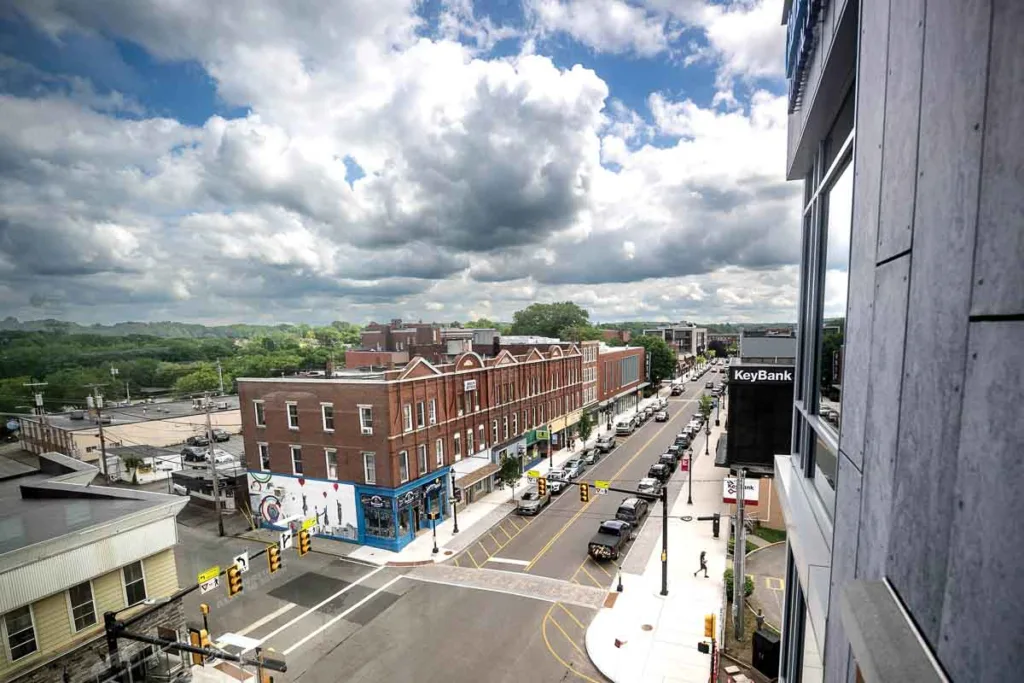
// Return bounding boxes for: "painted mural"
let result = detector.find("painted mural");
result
[248,472,359,541]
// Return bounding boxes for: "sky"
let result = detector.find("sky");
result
[0,0,814,326]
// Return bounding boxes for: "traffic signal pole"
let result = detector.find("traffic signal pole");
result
[593,482,671,596]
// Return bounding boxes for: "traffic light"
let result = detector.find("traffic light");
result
[579,482,590,503]
[704,613,716,638]
[267,545,282,573]
[536,477,547,497]
[227,565,243,597]
[297,529,311,557]
[189,627,211,665]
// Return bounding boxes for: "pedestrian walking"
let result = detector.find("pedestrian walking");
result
[694,550,708,578]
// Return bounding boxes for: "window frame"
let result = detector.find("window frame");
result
[492,419,499,445]
[325,448,338,479]
[416,401,425,429]
[2,604,38,662]
[363,452,376,484]
[403,404,413,432]
[477,425,485,451]
[122,560,148,608]
[258,442,271,471]
[321,403,335,432]
[290,445,303,475]
[417,444,428,475]
[453,433,461,459]
[358,405,374,435]
[253,400,266,428]
[399,451,410,483]
[286,401,299,430]
[435,438,444,467]
[67,580,98,633]
[428,398,437,425]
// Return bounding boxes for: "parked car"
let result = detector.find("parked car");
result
[647,463,672,483]
[181,446,207,462]
[657,397,669,410]
[596,434,616,453]
[615,497,650,525]
[674,434,691,449]
[654,410,669,422]
[615,420,634,436]
[658,452,679,469]
[636,477,663,498]
[211,428,231,442]
[705,381,714,389]
[581,448,600,466]
[186,434,210,447]
[588,520,634,561]
[547,469,569,494]
[563,459,585,479]
[666,442,684,457]
[670,384,683,396]
[518,488,550,515]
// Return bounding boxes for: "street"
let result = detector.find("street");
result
[173,376,717,682]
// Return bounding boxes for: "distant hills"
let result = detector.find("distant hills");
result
[0,317,304,339]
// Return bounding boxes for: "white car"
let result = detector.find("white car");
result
[654,410,669,422]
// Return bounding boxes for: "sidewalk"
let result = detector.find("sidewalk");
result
[586,403,730,683]
[238,400,662,567]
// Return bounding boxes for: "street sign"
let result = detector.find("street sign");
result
[279,530,294,551]
[526,469,541,479]
[594,480,609,496]
[197,566,220,584]
[453,488,463,503]
[301,517,316,531]
[200,576,220,595]
[233,552,249,574]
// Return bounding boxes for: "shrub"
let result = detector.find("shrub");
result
[724,568,755,601]
[727,538,758,556]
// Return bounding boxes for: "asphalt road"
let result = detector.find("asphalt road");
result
[171,368,723,683]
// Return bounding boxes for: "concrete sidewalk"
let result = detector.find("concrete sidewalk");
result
[239,400,663,567]
[586,402,730,683]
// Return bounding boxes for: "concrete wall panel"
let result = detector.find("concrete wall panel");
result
[876,0,924,261]
[938,321,1024,680]
[855,256,908,581]
[824,451,862,683]
[971,0,1024,316]
[887,0,990,647]
[838,0,890,470]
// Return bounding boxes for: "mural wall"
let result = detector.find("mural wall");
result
[248,471,359,541]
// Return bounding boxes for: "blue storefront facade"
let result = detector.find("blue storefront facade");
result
[354,466,452,552]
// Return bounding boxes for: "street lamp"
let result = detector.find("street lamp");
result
[451,472,460,534]
[715,397,721,427]
[431,513,439,554]
[687,449,694,505]
[705,424,711,457]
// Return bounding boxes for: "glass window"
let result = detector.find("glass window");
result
[399,451,409,483]
[321,404,334,431]
[364,505,395,539]
[403,404,413,432]
[477,425,485,450]
[811,430,838,512]
[286,402,299,429]
[417,445,427,475]
[325,449,337,479]
[453,433,461,460]
[123,561,147,607]
[254,401,266,427]
[363,452,376,484]
[429,399,437,424]
[466,429,474,454]
[503,416,509,440]
[258,443,271,471]
[290,446,303,475]
[816,160,852,433]
[435,438,444,467]
[513,413,518,436]
[68,581,96,632]
[359,406,374,434]
[4,606,37,661]
[416,402,425,428]
[492,419,499,445]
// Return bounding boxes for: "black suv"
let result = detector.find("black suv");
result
[648,463,672,483]
[658,452,679,469]
[181,446,207,463]
[674,434,691,449]
[615,497,650,525]
[186,434,210,447]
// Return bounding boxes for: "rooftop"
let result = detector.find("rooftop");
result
[0,452,184,557]
[30,395,240,432]
[498,335,563,344]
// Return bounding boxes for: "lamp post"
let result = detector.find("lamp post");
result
[715,397,721,427]
[431,513,439,554]
[705,424,711,457]
[451,472,459,534]
[687,449,694,505]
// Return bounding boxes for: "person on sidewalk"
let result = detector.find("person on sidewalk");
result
[694,550,709,578]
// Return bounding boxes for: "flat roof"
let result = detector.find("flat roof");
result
[0,458,183,557]
[32,395,240,432]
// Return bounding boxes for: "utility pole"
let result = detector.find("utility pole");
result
[733,468,747,640]
[660,484,669,596]
[205,393,225,537]
[216,359,225,395]
[85,385,108,478]
[23,382,47,422]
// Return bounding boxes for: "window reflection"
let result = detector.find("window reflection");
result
[812,430,837,512]
[817,161,852,434]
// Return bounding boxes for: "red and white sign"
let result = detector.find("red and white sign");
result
[722,477,759,506]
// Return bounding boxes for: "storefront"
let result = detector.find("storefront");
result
[525,428,550,466]
[600,386,646,426]
[452,456,499,506]
[355,466,451,552]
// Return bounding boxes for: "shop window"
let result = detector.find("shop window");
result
[3,606,37,661]
[364,505,395,539]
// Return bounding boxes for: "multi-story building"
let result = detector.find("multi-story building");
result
[580,340,599,408]
[600,329,631,344]
[238,346,586,552]
[642,322,707,371]
[594,345,647,427]
[739,329,797,365]
[775,1,1022,681]
[346,319,476,369]
[0,452,188,683]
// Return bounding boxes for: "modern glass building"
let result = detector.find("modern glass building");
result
[777,0,1023,681]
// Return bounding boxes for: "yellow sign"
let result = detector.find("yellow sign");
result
[197,566,220,584]
[594,480,610,490]
[301,517,316,531]
[527,470,541,479]
[535,429,550,440]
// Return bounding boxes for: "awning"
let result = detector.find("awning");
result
[455,462,499,488]
[549,417,567,432]
[566,410,582,426]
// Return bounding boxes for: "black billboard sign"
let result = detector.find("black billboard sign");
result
[729,366,794,385]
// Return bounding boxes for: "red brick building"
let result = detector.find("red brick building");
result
[594,345,647,427]
[239,346,585,551]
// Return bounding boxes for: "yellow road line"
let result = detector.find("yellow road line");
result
[477,541,490,557]
[557,603,586,630]
[506,516,523,531]
[547,614,587,658]
[590,559,613,578]
[466,548,481,569]
[541,604,602,683]
[524,416,680,572]
[580,565,604,588]
[453,557,461,568]
[488,531,503,547]
[498,524,513,541]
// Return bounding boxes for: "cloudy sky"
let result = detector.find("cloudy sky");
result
[0,0,810,326]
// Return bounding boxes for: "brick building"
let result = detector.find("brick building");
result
[239,346,587,552]
[593,345,647,428]
[600,329,631,344]
[345,319,475,369]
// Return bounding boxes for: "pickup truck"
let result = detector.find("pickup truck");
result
[588,520,634,561]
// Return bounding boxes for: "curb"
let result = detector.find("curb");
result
[741,539,785,559]
[743,540,786,632]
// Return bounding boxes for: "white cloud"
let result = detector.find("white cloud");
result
[525,0,682,57]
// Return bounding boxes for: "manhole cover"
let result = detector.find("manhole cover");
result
[444,550,453,555]
[680,515,693,522]
[641,624,653,631]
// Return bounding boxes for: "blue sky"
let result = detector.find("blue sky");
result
[0,0,804,325]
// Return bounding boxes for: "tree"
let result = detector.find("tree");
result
[632,335,677,387]
[698,394,715,420]
[496,453,523,502]
[173,367,222,395]
[577,411,595,444]
[559,325,605,342]
[695,354,707,369]
[707,349,717,360]
[510,302,590,338]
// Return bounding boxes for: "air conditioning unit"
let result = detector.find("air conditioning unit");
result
[361,427,373,435]
[474,405,480,412]
[457,409,463,417]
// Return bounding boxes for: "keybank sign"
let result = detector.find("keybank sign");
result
[730,367,794,385]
